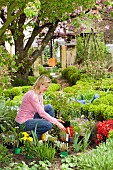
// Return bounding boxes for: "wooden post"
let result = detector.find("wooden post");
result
[61,45,66,69]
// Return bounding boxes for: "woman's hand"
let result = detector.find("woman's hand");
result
[55,121,66,131]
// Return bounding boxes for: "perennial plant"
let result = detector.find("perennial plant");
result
[95,120,113,144]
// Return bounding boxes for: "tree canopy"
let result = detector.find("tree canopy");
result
[0,0,113,85]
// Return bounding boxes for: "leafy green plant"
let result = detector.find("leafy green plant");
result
[103,106,113,120]
[0,161,38,170]
[72,122,81,135]
[0,99,18,132]
[0,144,13,168]
[48,83,61,92]
[77,138,113,170]
[60,155,78,170]
[32,130,56,162]
[54,141,68,152]
[1,131,15,146]
[21,132,34,157]
[108,130,113,139]
[1,160,52,170]
[9,126,23,148]
[81,129,91,151]
[3,87,22,100]
[35,160,52,170]
[35,141,56,161]
[73,133,83,152]
[73,129,91,153]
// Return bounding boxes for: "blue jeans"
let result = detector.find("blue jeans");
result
[16,104,54,139]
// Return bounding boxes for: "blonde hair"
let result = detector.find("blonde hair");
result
[32,75,51,90]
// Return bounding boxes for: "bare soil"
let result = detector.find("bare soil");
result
[4,142,75,170]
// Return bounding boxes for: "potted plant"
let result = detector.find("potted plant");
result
[60,106,71,127]
[60,130,67,142]
[21,132,34,159]
[54,141,68,158]
[1,131,15,149]
[11,126,23,154]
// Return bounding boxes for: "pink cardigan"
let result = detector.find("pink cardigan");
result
[15,90,57,124]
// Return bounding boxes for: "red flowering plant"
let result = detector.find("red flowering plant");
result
[95,120,113,145]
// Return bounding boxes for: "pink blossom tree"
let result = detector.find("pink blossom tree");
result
[0,0,113,84]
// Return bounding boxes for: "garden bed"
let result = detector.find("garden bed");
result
[1,141,91,170]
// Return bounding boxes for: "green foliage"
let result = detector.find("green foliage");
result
[0,46,17,88]
[0,144,13,168]
[60,155,78,170]
[103,106,113,120]
[73,133,83,152]
[28,76,37,85]
[44,91,81,119]
[12,77,30,87]
[56,62,61,68]
[81,103,90,116]
[1,160,52,170]
[24,1,41,18]
[71,122,81,135]
[76,90,96,101]
[6,95,23,107]
[77,138,113,170]
[60,138,113,170]
[76,33,112,65]
[78,59,112,80]
[38,65,45,75]
[48,83,61,91]
[0,97,18,132]
[32,131,56,162]
[1,0,112,84]
[42,48,50,63]
[3,87,22,100]
[73,129,91,153]
[50,76,57,83]
[21,86,31,93]
[63,87,76,94]
[61,66,81,85]
[2,86,31,101]
[80,91,113,120]
[70,71,81,85]
[108,130,113,139]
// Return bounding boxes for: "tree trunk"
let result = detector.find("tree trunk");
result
[11,19,58,86]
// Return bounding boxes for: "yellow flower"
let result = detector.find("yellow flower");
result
[27,137,33,142]
[21,136,28,141]
[22,132,29,137]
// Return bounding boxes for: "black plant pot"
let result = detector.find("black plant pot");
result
[19,141,24,147]
[4,142,14,149]
[63,121,70,128]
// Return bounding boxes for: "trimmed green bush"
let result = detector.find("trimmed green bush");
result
[21,86,31,93]
[3,87,22,100]
[63,86,76,93]
[61,66,80,85]
[48,83,61,92]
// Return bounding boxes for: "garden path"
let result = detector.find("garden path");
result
[53,74,70,90]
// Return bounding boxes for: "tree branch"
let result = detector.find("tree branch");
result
[31,21,59,63]
[24,20,56,53]
[0,2,24,37]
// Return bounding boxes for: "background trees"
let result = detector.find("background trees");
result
[0,0,113,85]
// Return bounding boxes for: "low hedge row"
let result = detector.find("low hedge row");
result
[61,66,81,85]
[2,84,61,100]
